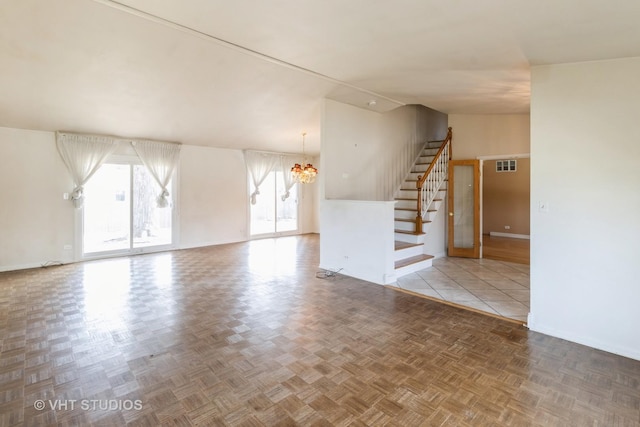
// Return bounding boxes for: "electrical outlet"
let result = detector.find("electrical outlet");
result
[63,244,72,250]
[504,225,511,230]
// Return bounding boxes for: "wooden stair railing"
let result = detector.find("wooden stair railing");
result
[415,127,452,234]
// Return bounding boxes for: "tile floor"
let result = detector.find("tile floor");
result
[395,257,530,323]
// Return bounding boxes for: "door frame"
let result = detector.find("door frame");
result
[476,153,531,261]
[248,170,300,239]
[76,155,178,261]
[447,159,481,258]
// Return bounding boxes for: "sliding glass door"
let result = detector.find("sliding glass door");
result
[250,171,298,236]
[83,161,173,256]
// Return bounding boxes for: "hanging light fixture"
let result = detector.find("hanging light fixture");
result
[291,132,318,184]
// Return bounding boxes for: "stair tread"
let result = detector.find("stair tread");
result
[395,254,435,270]
[394,207,437,212]
[395,241,423,250]
[395,218,431,223]
[395,229,426,235]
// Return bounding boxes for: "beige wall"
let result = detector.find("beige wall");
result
[448,114,530,240]
[482,158,530,236]
[448,114,530,159]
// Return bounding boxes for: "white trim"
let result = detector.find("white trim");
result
[0,262,53,273]
[489,231,530,240]
[178,239,246,250]
[78,156,179,260]
[430,251,447,259]
[528,317,640,362]
[477,153,530,160]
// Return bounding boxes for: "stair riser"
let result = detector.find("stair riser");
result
[395,221,432,236]
[399,185,447,196]
[396,197,444,212]
[397,189,418,199]
[394,221,416,232]
[423,200,443,213]
[395,234,423,244]
[395,210,438,221]
[395,258,433,277]
[395,199,416,209]
[394,245,424,261]
[394,210,416,220]
[422,148,439,155]
[417,155,435,163]
[400,183,419,190]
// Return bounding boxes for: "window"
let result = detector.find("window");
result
[496,159,517,172]
[250,170,298,236]
[82,160,174,255]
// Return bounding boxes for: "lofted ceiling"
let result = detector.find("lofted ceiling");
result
[1,0,639,154]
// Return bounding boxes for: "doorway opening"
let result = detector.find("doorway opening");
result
[481,157,530,265]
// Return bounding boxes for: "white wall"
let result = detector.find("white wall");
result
[179,145,248,248]
[320,100,448,282]
[448,114,530,159]
[298,154,320,234]
[320,200,396,285]
[323,100,448,201]
[0,127,319,271]
[0,127,74,271]
[323,100,382,200]
[529,57,640,360]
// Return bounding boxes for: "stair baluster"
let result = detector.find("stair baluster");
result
[415,127,452,234]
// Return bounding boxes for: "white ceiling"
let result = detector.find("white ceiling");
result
[1,0,639,153]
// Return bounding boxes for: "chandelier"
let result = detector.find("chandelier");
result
[291,132,318,184]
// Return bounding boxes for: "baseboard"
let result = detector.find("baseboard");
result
[489,232,530,240]
[0,262,56,273]
[528,316,640,362]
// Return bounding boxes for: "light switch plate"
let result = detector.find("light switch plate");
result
[538,201,549,213]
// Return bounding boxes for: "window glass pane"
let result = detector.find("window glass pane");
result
[452,164,475,248]
[133,165,172,248]
[250,171,299,236]
[276,172,298,233]
[83,164,131,253]
[250,173,276,235]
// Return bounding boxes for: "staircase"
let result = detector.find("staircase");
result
[393,129,451,278]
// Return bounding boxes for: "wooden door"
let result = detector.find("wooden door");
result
[448,160,480,258]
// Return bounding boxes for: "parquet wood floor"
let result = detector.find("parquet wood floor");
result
[1,234,639,426]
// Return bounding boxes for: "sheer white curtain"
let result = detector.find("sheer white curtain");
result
[55,132,119,208]
[132,140,181,208]
[280,155,297,201]
[243,150,280,205]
